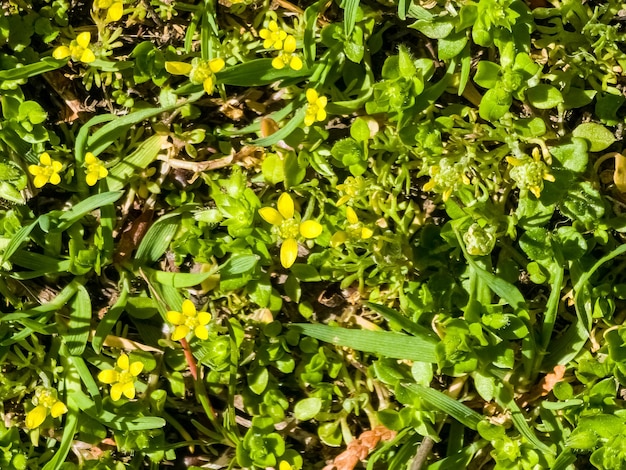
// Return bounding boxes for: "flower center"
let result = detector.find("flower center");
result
[279,218,300,240]
[119,370,134,384]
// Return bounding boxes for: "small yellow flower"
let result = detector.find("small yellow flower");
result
[84,152,108,186]
[165,58,225,95]
[259,193,323,268]
[94,0,124,23]
[25,388,68,429]
[422,158,471,201]
[330,206,374,247]
[52,31,96,63]
[259,20,288,50]
[507,147,555,198]
[98,353,144,401]
[167,299,211,341]
[279,462,293,470]
[271,35,303,71]
[28,153,63,188]
[304,89,327,127]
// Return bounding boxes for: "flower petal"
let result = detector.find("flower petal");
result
[289,55,303,71]
[198,311,212,325]
[80,48,96,63]
[26,405,47,429]
[49,173,61,185]
[40,153,52,165]
[182,299,196,316]
[85,152,96,164]
[259,207,284,226]
[280,239,298,269]
[76,32,91,48]
[52,161,63,172]
[346,207,358,224]
[203,77,214,94]
[165,61,193,75]
[209,58,225,73]
[98,369,119,384]
[110,383,124,401]
[122,382,136,399]
[130,361,144,377]
[167,310,184,325]
[306,88,318,103]
[117,353,130,371]
[53,46,71,59]
[107,2,124,21]
[304,113,315,127]
[316,107,327,122]
[330,231,348,247]
[86,172,98,186]
[195,325,209,340]
[28,165,42,176]
[277,193,294,219]
[171,325,190,341]
[284,35,296,53]
[317,96,328,108]
[33,174,48,188]
[50,401,68,418]
[272,56,285,70]
[361,227,374,239]
[300,220,322,239]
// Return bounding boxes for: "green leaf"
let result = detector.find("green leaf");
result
[262,153,285,184]
[56,192,123,232]
[401,383,482,430]
[93,279,129,353]
[526,84,563,109]
[65,285,91,356]
[294,397,322,421]
[0,219,37,265]
[572,123,615,152]
[150,269,217,288]
[474,61,501,89]
[217,59,309,86]
[251,108,306,147]
[135,211,181,264]
[105,135,167,192]
[551,138,588,173]
[220,254,259,276]
[343,0,359,36]
[410,19,454,39]
[293,324,438,362]
[479,88,511,121]
[438,31,468,60]
[367,302,437,339]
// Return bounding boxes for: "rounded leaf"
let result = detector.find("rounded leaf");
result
[526,84,563,109]
[572,123,616,152]
[294,397,322,421]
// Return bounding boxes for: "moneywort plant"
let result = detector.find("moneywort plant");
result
[1,0,626,469]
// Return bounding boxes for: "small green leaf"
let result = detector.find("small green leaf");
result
[527,84,563,109]
[294,397,322,421]
[572,123,615,152]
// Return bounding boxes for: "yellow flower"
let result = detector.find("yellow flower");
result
[52,31,96,63]
[259,20,288,50]
[422,158,471,201]
[84,152,108,186]
[271,35,303,71]
[507,147,555,198]
[304,89,327,127]
[259,193,322,268]
[279,462,293,470]
[167,299,211,341]
[25,388,68,429]
[98,353,144,401]
[94,0,124,23]
[330,206,374,247]
[165,58,225,95]
[28,152,63,188]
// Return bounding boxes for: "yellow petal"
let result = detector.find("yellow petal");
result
[306,88,318,103]
[316,108,327,122]
[346,207,358,224]
[80,48,96,63]
[277,192,294,219]
[269,21,279,31]
[53,45,71,59]
[530,186,541,198]
[110,383,124,401]
[122,382,136,399]
[50,401,68,418]
[279,461,293,470]
[167,310,184,325]
[423,179,436,191]
[272,56,285,70]
[203,76,214,94]
[130,361,144,377]
[28,165,42,176]
[40,152,52,165]
[117,353,129,371]
[317,96,328,108]
[49,173,61,185]
[330,231,348,247]
[263,38,274,49]
[98,166,108,178]
[107,2,124,21]
[182,299,196,316]
[26,405,47,429]
[284,35,297,54]
[195,325,209,340]
[198,311,212,325]
[85,152,96,164]
[171,325,190,341]
[52,161,63,172]
[98,369,119,384]
[86,172,98,186]
[76,32,91,48]
[259,29,270,39]
[300,220,322,239]
[165,61,193,75]
[33,174,48,188]
[361,227,374,239]
[259,207,284,225]
[209,58,225,73]
[280,239,298,268]
[543,173,555,182]
[304,113,315,127]
[289,56,303,71]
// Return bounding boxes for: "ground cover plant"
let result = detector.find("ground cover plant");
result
[2,0,626,468]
